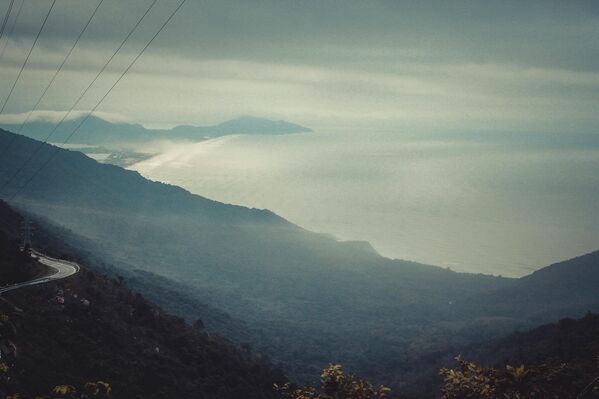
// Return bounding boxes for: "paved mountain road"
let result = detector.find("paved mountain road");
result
[0,250,80,294]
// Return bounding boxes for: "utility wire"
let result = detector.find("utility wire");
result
[6,0,187,201]
[21,0,158,148]
[61,0,187,147]
[0,0,15,46]
[0,0,56,116]
[0,0,105,162]
[0,0,24,61]
[0,0,157,195]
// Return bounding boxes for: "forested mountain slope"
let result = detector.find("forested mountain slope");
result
[467,250,599,321]
[1,128,598,384]
[0,200,284,399]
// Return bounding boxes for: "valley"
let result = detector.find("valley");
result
[0,1,597,397]
[1,128,598,391]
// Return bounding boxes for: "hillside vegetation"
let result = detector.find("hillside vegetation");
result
[1,199,598,397]
[0,201,285,399]
[1,129,598,386]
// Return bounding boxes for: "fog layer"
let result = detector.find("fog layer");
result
[132,131,599,276]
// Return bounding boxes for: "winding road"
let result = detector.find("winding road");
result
[0,250,80,294]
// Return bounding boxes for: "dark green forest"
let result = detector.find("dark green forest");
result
[1,199,599,398]
[2,129,599,388]
[0,201,285,398]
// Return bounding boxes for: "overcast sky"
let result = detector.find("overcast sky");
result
[0,0,598,132]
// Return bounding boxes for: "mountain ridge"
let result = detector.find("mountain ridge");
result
[3,197,598,398]
[0,199,286,399]
[1,128,598,387]
[0,115,312,146]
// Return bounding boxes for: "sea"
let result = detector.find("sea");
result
[131,129,599,277]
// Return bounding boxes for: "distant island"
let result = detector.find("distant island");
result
[0,115,312,167]
[0,115,313,146]
[171,116,312,137]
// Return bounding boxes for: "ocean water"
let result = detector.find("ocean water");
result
[131,130,599,277]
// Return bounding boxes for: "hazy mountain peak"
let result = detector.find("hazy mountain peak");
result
[0,114,312,145]
[213,115,312,134]
[171,115,312,137]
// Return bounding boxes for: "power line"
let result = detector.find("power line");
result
[0,0,56,116]
[23,0,158,148]
[0,0,105,161]
[0,0,24,61]
[0,0,15,46]
[0,0,157,196]
[5,0,187,201]
[19,217,34,249]
[61,0,188,146]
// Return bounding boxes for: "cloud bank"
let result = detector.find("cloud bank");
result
[0,0,597,133]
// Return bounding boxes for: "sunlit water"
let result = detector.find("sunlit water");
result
[130,131,599,277]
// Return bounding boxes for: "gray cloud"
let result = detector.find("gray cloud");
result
[0,0,598,132]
